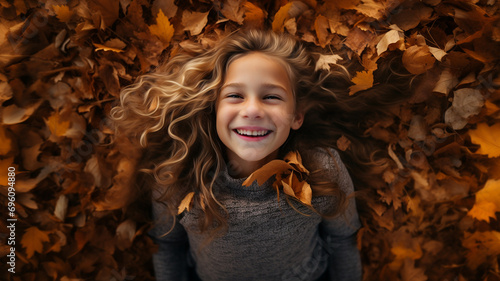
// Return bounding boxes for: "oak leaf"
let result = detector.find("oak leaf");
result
[469,123,500,157]
[149,9,175,48]
[178,192,195,214]
[21,226,51,258]
[468,179,500,222]
[349,70,374,96]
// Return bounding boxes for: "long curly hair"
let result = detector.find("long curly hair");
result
[110,29,412,235]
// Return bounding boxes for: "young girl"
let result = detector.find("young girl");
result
[112,30,369,281]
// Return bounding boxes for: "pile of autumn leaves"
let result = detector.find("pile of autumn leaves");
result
[0,0,499,280]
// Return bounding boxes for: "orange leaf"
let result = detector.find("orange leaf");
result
[463,231,500,269]
[468,179,500,222]
[469,123,500,158]
[21,226,50,258]
[242,160,293,186]
[402,45,436,75]
[349,70,374,96]
[272,2,308,32]
[149,9,174,47]
[314,14,329,48]
[45,111,71,137]
[178,192,195,214]
[52,5,73,23]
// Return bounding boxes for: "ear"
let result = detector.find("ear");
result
[291,111,304,130]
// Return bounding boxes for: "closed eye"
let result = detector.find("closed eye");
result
[264,95,282,100]
[226,93,243,99]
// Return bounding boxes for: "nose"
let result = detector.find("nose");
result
[241,97,263,119]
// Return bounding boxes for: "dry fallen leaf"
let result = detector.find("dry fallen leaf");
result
[21,226,51,258]
[444,88,485,130]
[315,54,343,71]
[349,70,374,96]
[52,5,73,23]
[149,9,175,48]
[468,179,500,222]
[182,10,209,36]
[469,123,500,157]
[402,45,436,75]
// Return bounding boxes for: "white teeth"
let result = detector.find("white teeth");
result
[236,129,269,136]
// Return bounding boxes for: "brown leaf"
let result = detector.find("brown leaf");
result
[221,0,245,24]
[376,28,403,55]
[244,2,266,29]
[272,1,308,32]
[52,5,73,23]
[182,10,209,36]
[2,100,43,125]
[444,88,484,130]
[314,14,330,48]
[242,159,293,186]
[402,45,436,75]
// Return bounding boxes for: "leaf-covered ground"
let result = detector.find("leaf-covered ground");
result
[0,0,499,280]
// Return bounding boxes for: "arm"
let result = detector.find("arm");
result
[149,192,190,281]
[314,149,362,281]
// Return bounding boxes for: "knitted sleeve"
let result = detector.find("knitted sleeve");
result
[307,148,362,281]
[149,190,190,281]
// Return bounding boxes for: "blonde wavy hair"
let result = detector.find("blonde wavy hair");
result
[111,29,412,235]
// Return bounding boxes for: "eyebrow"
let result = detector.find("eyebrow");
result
[220,83,289,93]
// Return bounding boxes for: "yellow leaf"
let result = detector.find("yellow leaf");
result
[469,123,500,158]
[21,226,50,258]
[52,5,73,23]
[349,70,374,95]
[468,179,500,222]
[45,111,71,137]
[149,9,174,47]
[178,192,195,214]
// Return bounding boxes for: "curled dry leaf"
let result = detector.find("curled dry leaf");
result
[376,28,403,56]
[402,45,436,75]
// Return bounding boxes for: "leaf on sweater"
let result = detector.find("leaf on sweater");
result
[242,159,293,186]
[178,192,195,214]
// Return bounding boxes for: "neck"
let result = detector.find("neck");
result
[225,150,279,179]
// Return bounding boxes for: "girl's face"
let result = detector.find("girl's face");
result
[216,52,303,177]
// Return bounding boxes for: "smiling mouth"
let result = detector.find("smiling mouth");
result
[234,129,271,137]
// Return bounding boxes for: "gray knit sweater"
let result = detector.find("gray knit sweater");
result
[150,148,362,281]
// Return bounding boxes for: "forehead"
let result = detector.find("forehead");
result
[223,52,292,91]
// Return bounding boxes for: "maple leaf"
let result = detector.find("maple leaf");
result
[21,226,51,258]
[468,179,500,222]
[315,54,342,71]
[149,9,175,48]
[178,192,195,214]
[469,123,500,157]
[53,5,73,23]
[463,231,500,269]
[349,70,374,96]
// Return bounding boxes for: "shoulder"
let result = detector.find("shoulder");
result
[301,147,354,194]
